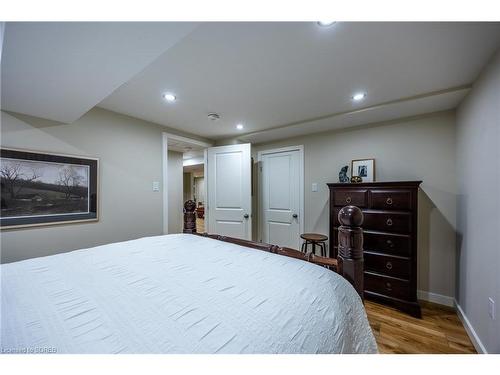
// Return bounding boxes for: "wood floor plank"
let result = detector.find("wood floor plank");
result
[365,300,477,354]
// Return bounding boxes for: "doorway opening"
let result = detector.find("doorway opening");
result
[163,133,211,234]
[163,134,252,240]
[183,162,205,233]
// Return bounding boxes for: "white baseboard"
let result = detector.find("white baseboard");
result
[417,290,454,307]
[417,291,486,353]
[454,300,488,354]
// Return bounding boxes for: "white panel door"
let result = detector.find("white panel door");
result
[259,147,303,249]
[206,143,252,240]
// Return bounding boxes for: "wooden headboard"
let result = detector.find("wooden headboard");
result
[183,201,364,299]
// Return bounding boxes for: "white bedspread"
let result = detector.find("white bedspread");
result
[1,234,377,354]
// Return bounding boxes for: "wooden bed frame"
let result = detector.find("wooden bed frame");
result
[183,201,365,299]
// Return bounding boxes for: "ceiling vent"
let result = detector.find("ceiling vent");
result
[207,113,220,121]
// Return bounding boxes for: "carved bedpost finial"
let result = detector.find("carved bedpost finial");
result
[183,200,197,234]
[337,205,364,300]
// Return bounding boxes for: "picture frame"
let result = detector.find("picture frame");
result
[0,148,99,229]
[351,158,375,182]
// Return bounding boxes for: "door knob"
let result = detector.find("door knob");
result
[292,214,298,218]
[243,214,249,219]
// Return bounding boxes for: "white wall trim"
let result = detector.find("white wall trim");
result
[454,299,488,354]
[162,133,169,234]
[417,290,454,307]
[257,145,304,245]
[418,291,487,353]
[203,148,208,231]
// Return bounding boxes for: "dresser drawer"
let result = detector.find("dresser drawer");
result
[364,272,410,300]
[370,189,412,210]
[363,211,411,234]
[363,232,411,256]
[333,189,368,207]
[364,252,410,279]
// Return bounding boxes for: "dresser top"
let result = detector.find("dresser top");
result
[327,181,422,188]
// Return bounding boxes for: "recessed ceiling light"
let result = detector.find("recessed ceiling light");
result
[317,21,336,27]
[352,92,366,101]
[236,123,244,130]
[163,93,176,102]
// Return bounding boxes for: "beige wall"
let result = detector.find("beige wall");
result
[167,150,183,234]
[194,176,205,204]
[0,108,206,263]
[183,172,193,202]
[456,50,500,353]
[252,111,457,299]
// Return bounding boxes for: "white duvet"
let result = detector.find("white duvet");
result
[1,234,377,354]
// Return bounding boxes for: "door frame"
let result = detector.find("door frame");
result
[257,145,304,245]
[162,132,212,234]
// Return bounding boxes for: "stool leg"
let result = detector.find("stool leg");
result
[321,243,326,257]
[312,241,317,256]
[301,242,306,253]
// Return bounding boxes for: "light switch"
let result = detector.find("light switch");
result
[152,181,160,192]
[312,183,318,192]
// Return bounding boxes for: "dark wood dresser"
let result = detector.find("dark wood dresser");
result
[327,181,422,317]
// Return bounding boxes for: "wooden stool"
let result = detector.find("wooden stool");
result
[300,233,328,257]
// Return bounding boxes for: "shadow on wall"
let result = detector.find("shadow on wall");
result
[418,188,457,296]
[5,111,67,130]
[455,192,467,304]
[251,160,260,241]
[312,199,331,256]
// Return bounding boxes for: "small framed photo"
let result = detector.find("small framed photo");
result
[351,158,375,182]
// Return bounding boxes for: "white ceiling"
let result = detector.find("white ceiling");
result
[167,137,207,154]
[166,134,210,166]
[2,22,500,142]
[99,22,500,141]
[1,22,197,123]
[239,86,471,144]
[183,163,204,174]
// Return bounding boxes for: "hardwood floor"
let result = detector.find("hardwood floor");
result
[365,300,477,354]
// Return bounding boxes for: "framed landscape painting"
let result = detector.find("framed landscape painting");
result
[0,148,98,229]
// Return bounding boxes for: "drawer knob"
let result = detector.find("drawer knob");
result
[385,282,392,291]
[345,196,352,204]
[386,218,393,226]
[386,239,395,248]
[386,261,393,270]
[386,197,393,205]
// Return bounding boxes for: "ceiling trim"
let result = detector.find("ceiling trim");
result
[236,84,471,141]
[243,109,458,148]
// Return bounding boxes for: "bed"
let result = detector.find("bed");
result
[1,229,377,354]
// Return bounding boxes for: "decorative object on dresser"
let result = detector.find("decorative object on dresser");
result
[0,148,98,229]
[351,158,375,182]
[327,181,422,317]
[350,176,362,183]
[183,199,197,233]
[338,165,350,183]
